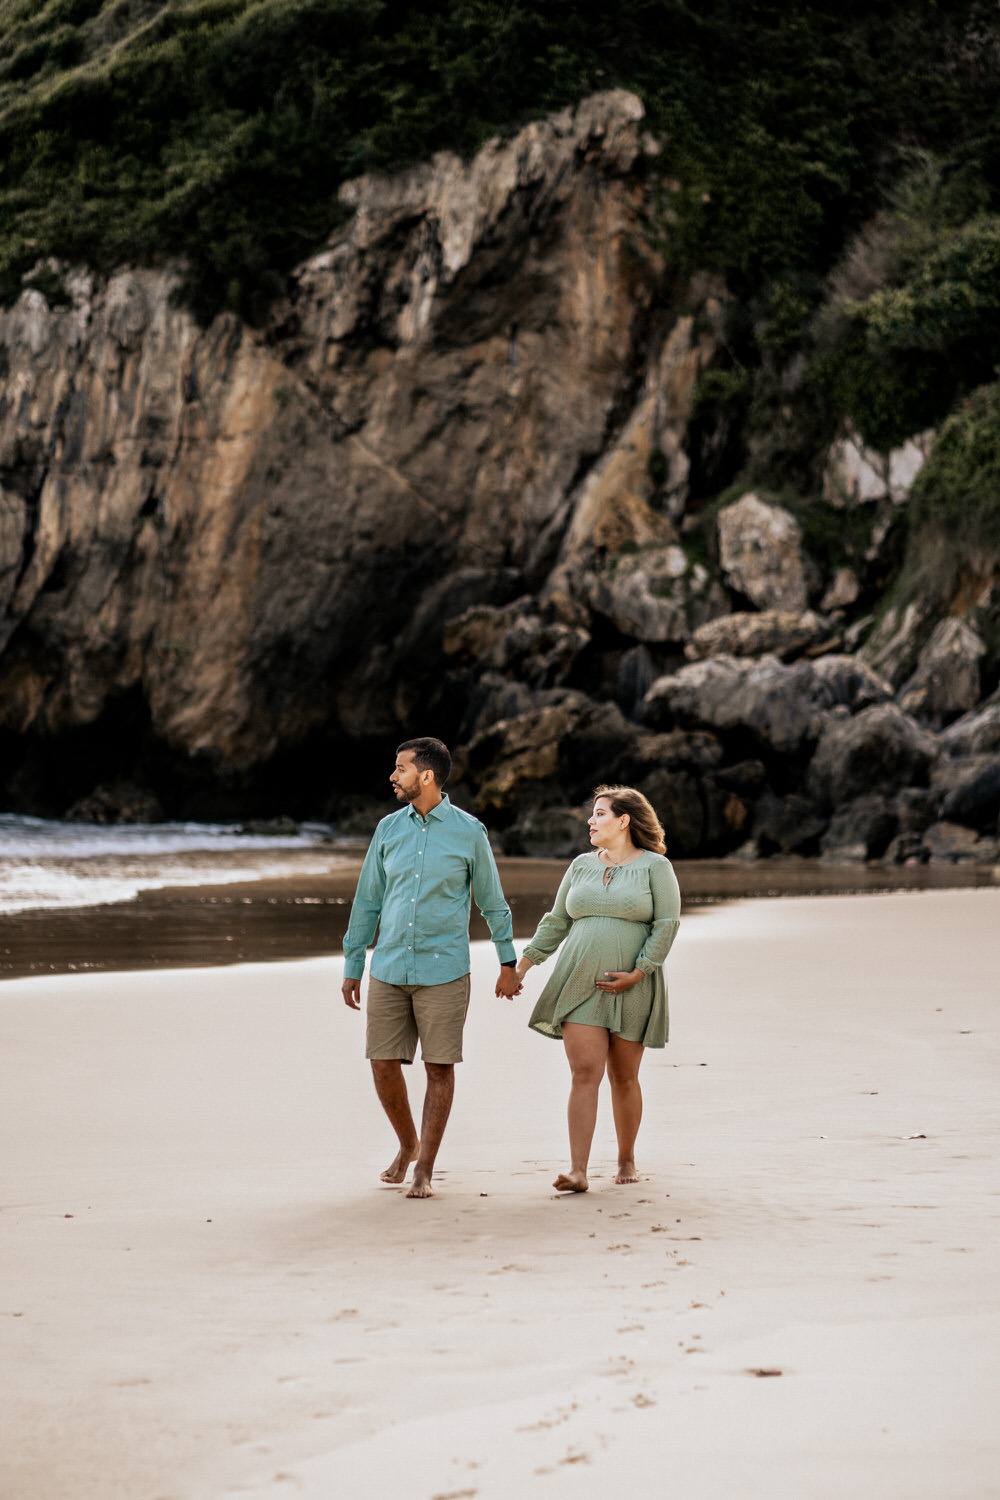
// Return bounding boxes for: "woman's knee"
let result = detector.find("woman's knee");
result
[606,1059,641,1088]
[569,1057,605,1088]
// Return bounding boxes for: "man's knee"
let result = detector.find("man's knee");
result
[371,1058,403,1082]
[423,1061,455,1084]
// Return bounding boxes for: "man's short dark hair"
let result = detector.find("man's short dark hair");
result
[397,737,452,787]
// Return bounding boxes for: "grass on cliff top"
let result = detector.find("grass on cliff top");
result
[2,0,999,322]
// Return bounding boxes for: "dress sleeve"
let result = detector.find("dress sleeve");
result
[521,860,576,965]
[633,858,681,976]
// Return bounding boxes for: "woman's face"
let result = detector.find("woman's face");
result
[589,797,622,847]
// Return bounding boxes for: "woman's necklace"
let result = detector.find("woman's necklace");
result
[601,848,636,885]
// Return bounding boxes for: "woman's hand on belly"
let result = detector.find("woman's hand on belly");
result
[596,969,644,994]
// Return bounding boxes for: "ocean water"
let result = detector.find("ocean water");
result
[0,814,351,915]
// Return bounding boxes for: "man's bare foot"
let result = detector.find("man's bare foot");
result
[380,1141,419,1184]
[405,1167,434,1198]
[614,1159,639,1184]
[553,1170,589,1193]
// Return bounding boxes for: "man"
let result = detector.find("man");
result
[342,736,521,1198]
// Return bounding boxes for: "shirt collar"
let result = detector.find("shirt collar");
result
[407,793,451,823]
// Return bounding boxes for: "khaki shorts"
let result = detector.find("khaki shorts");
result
[366,974,471,1064]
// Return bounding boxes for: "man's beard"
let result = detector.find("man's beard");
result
[393,783,419,802]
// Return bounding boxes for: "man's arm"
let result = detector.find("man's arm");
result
[469,826,519,995]
[341,832,386,1009]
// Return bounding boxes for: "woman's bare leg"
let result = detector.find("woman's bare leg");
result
[606,1034,645,1183]
[554,1023,610,1192]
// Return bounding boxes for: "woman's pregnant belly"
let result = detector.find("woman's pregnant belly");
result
[564,914,648,985]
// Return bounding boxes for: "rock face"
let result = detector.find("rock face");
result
[0,91,680,809]
[1,88,998,853]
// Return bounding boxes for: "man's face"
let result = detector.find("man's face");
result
[390,750,424,802]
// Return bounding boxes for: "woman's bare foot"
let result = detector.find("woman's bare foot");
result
[553,1170,589,1193]
[405,1167,434,1198]
[380,1141,419,1184]
[614,1159,639,1184]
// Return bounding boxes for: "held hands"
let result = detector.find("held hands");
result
[342,977,362,1010]
[596,969,643,994]
[495,965,523,1000]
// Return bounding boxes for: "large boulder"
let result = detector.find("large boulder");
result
[584,544,729,644]
[685,609,827,662]
[454,701,575,812]
[455,691,639,815]
[634,727,724,775]
[893,787,938,833]
[807,703,938,809]
[500,806,588,858]
[922,821,999,864]
[938,689,1000,757]
[896,618,985,724]
[819,794,897,862]
[642,653,891,757]
[442,597,588,687]
[751,792,827,855]
[938,755,1000,831]
[64,780,164,824]
[455,672,538,743]
[634,767,705,857]
[716,493,810,612]
[557,696,639,801]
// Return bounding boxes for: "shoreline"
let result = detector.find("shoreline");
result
[1,854,997,981]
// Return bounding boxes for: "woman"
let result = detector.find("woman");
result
[514,786,681,1193]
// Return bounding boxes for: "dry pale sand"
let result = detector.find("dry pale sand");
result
[2,888,999,1500]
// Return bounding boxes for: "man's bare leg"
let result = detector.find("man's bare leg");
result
[553,1023,609,1193]
[407,1061,455,1198]
[370,1060,419,1183]
[606,1034,645,1183]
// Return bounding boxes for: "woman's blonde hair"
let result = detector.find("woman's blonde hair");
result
[593,785,667,855]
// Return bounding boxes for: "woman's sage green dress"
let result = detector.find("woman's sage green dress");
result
[524,850,681,1048]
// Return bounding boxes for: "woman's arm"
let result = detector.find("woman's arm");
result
[633,859,682,975]
[520,861,577,967]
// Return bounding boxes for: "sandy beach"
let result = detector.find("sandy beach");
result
[2,887,999,1499]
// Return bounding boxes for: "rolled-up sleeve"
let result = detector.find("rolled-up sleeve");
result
[342,832,386,980]
[634,859,681,975]
[470,828,516,964]
[522,863,575,965]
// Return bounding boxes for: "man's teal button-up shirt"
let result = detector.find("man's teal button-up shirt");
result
[342,795,516,985]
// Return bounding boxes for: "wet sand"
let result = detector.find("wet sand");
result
[2,887,998,1498]
[2,853,997,980]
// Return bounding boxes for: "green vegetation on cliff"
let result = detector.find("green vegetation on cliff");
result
[2,0,998,328]
[901,383,1000,607]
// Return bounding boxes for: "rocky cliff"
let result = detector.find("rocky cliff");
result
[1,90,998,860]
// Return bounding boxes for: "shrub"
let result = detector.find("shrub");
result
[897,382,1000,608]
